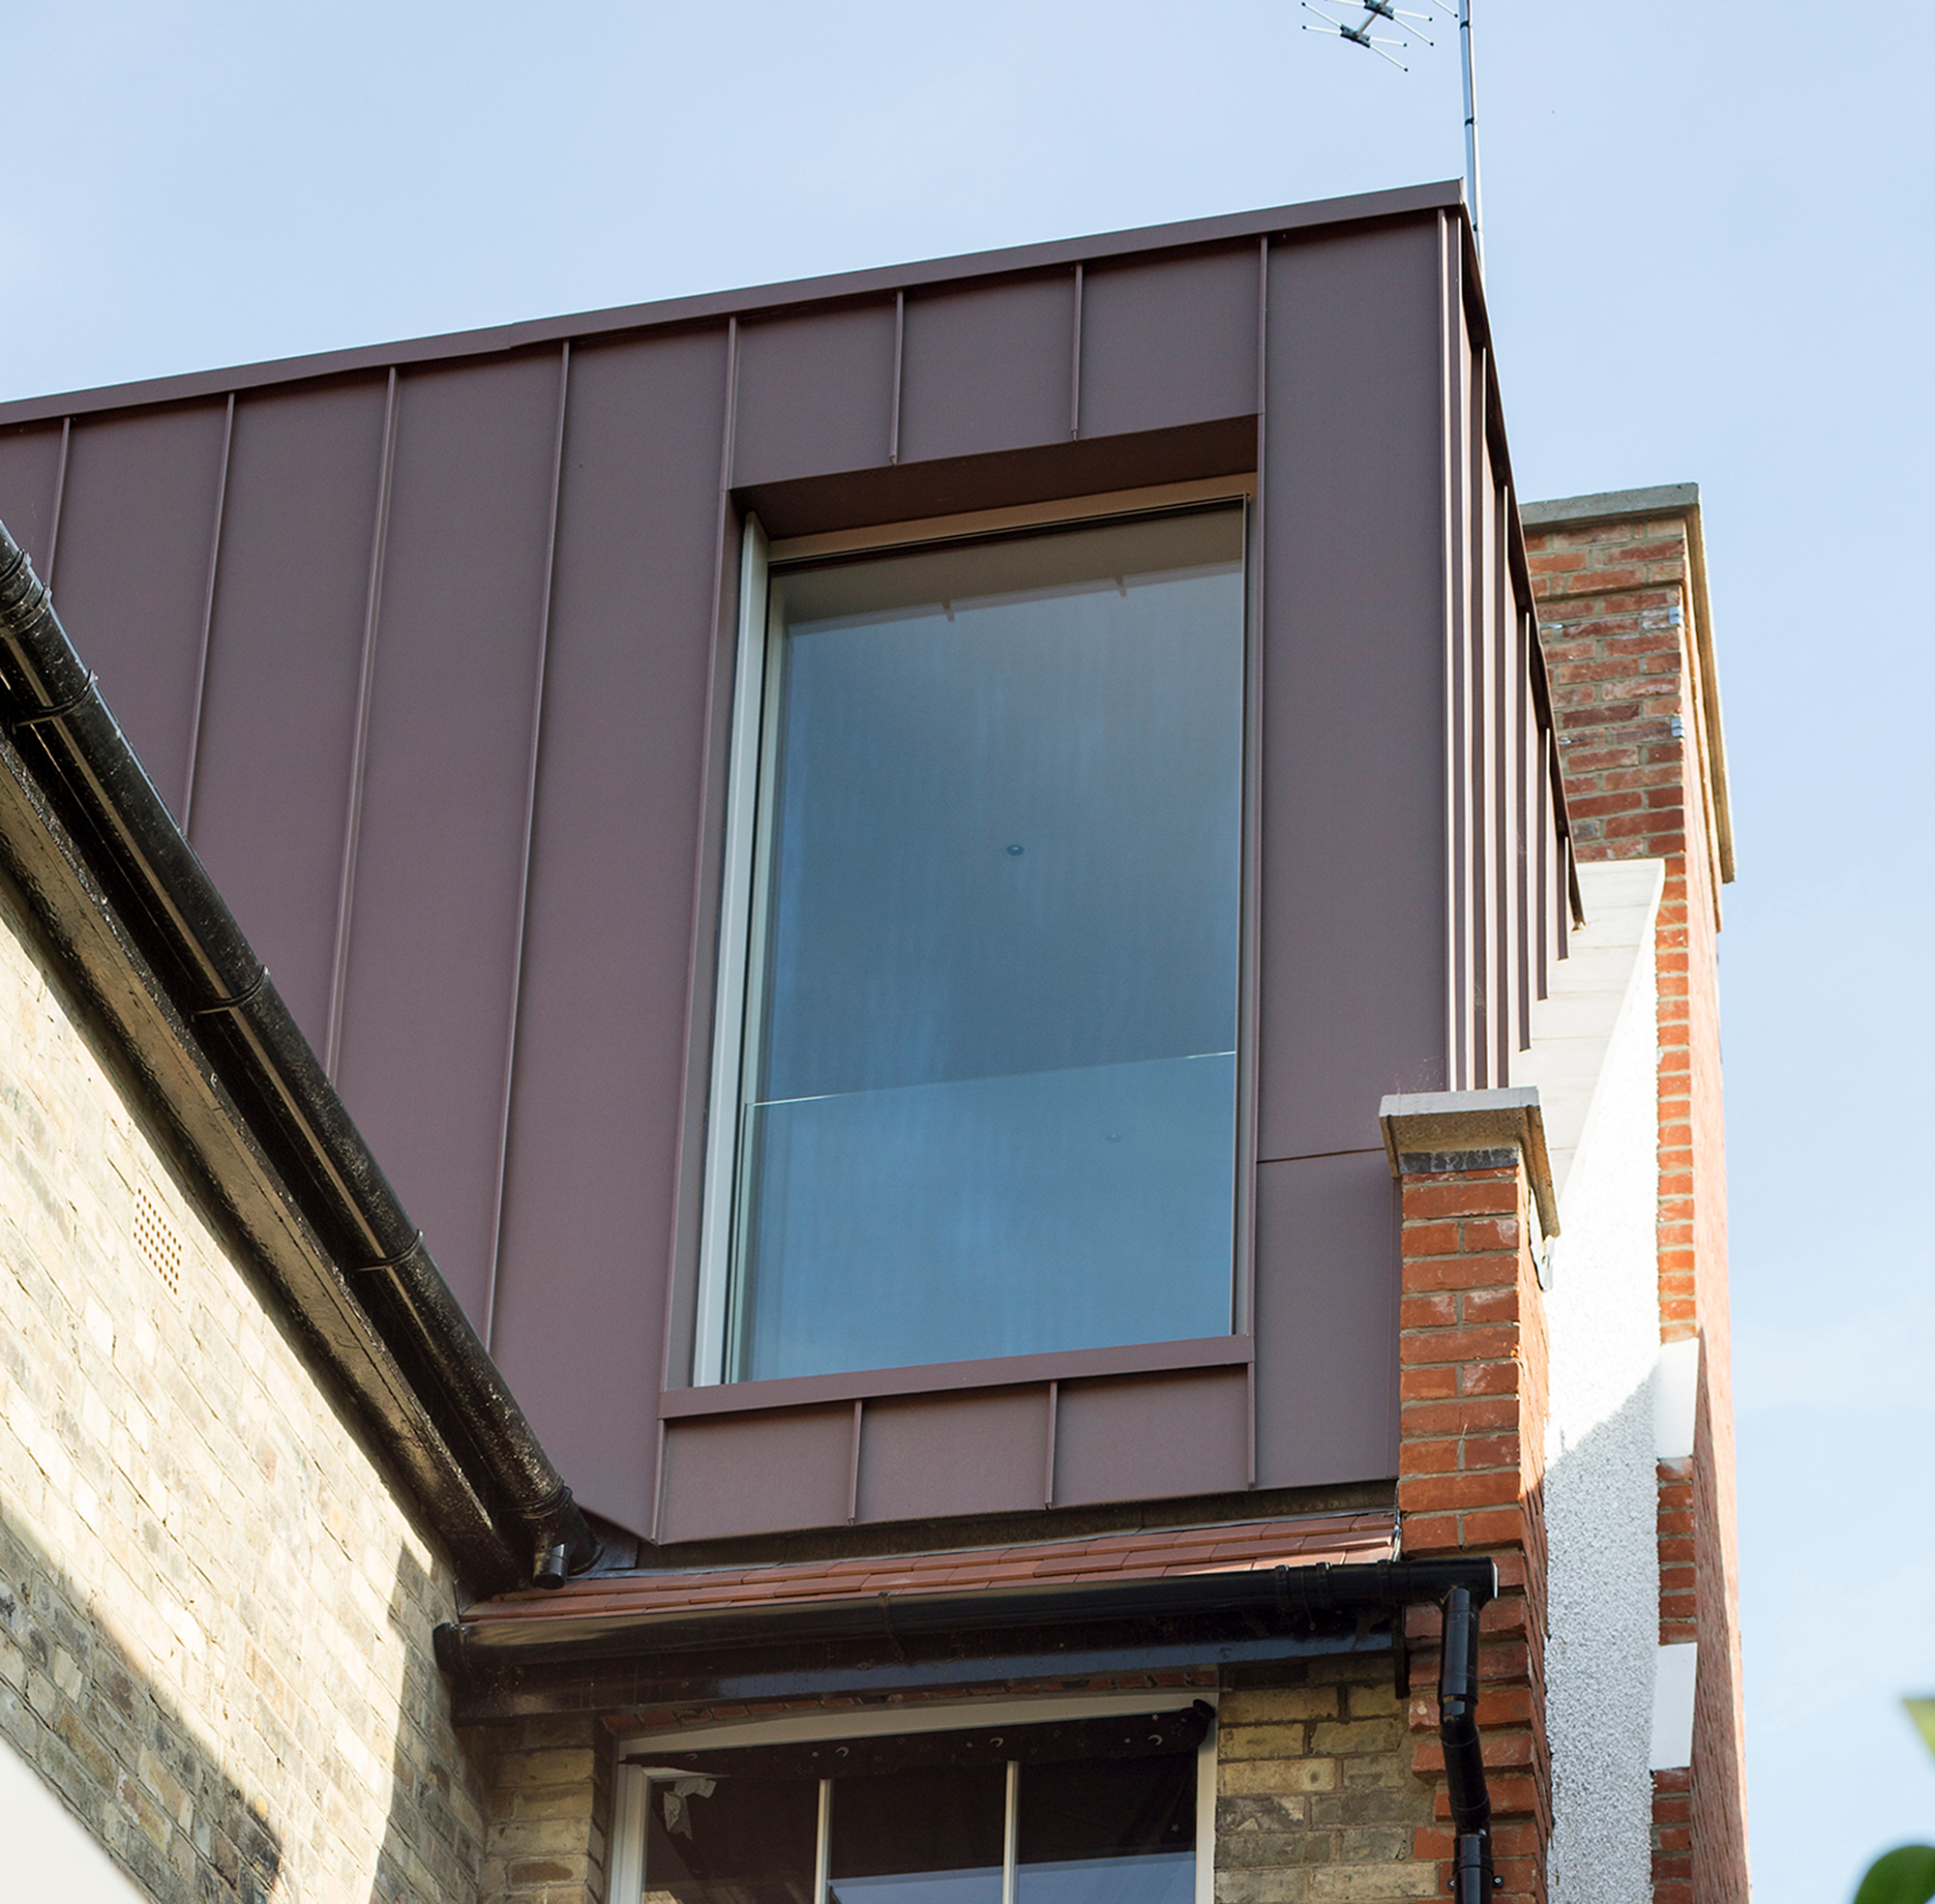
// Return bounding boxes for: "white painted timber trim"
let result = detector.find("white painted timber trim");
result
[1651,1643,1699,1770]
[1654,1338,1700,1462]
[607,1761,649,1904]
[1512,858,1665,1201]
[621,1685,1209,1755]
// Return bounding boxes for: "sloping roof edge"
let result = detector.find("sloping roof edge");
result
[0,181,1466,426]
[0,521,596,1596]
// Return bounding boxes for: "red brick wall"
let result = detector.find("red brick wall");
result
[1524,502,1747,1904]
[1395,1151,1550,1903]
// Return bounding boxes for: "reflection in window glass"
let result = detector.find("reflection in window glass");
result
[828,1765,1006,1904]
[732,508,1246,1382]
[644,1774,818,1904]
[1016,1755,1197,1904]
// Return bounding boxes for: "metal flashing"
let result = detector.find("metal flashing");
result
[1519,483,1701,527]
[1378,1086,1559,1236]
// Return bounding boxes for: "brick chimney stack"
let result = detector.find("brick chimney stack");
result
[1520,486,1744,1904]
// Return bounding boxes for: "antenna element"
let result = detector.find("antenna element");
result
[1302,0,1485,263]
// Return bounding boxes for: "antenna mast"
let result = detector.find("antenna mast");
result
[1302,0,1484,263]
[1458,0,1483,259]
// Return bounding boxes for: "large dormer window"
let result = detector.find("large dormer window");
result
[697,502,1247,1385]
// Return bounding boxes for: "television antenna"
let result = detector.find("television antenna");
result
[1301,0,1484,261]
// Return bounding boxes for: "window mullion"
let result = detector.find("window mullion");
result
[1001,1759,1019,1904]
[815,1776,833,1904]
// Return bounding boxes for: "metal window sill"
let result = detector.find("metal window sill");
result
[660,1335,1253,1419]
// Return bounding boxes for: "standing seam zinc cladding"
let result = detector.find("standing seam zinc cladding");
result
[0,183,1570,1546]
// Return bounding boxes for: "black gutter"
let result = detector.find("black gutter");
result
[436,1555,1500,1888]
[0,520,597,1595]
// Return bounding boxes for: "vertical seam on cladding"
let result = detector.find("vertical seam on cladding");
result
[1480,376,1495,1070]
[180,391,235,834]
[481,338,571,1354]
[326,365,400,1083]
[649,1418,668,1549]
[1439,214,1464,1094]
[1236,234,1267,1366]
[1452,310,1475,1093]
[1513,601,1531,1047]
[888,292,904,465]
[1493,475,1515,1083]
[1068,264,1084,440]
[657,315,742,1414]
[847,1399,863,1524]
[1244,1359,1258,1489]
[44,417,71,589]
[1473,349,1496,1088]
[1534,721,1552,1000]
[722,313,742,492]
[1043,1381,1058,1508]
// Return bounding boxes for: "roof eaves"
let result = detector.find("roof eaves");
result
[0,521,597,1595]
[458,1510,1401,1650]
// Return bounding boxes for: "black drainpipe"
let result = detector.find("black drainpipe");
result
[0,520,597,1592]
[1286,1559,1498,1899]
[1438,1583,1496,1902]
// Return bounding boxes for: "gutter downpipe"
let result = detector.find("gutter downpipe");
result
[0,520,597,1592]
[1438,1583,1496,1903]
[1300,1562,1496,1900]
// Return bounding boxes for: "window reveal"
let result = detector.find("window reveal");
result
[701,506,1248,1385]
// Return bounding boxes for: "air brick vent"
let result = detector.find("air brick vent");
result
[134,1186,181,1298]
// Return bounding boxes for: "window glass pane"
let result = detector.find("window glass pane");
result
[645,1774,818,1904]
[828,1765,1006,1904]
[1016,1756,1196,1904]
[735,508,1245,1382]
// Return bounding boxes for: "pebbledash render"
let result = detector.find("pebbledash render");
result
[0,183,1745,1903]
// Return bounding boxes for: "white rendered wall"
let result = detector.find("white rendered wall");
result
[1513,859,1665,1904]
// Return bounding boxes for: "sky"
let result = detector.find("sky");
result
[4,2,1933,1895]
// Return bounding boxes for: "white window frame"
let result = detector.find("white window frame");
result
[609,1688,1219,1904]
[692,478,1258,1387]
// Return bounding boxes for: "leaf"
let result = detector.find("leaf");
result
[1908,1700,1935,1761]
[1854,1846,1935,1904]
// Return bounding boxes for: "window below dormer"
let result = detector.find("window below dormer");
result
[616,1702,1212,1904]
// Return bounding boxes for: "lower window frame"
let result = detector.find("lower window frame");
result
[609,1689,1219,1904]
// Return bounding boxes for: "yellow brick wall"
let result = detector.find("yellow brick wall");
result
[477,1715,612,1904]
[0,868,490,1903]
[1214,1663,1440,1903]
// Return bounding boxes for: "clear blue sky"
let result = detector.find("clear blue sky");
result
[5,4,1931,1894]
